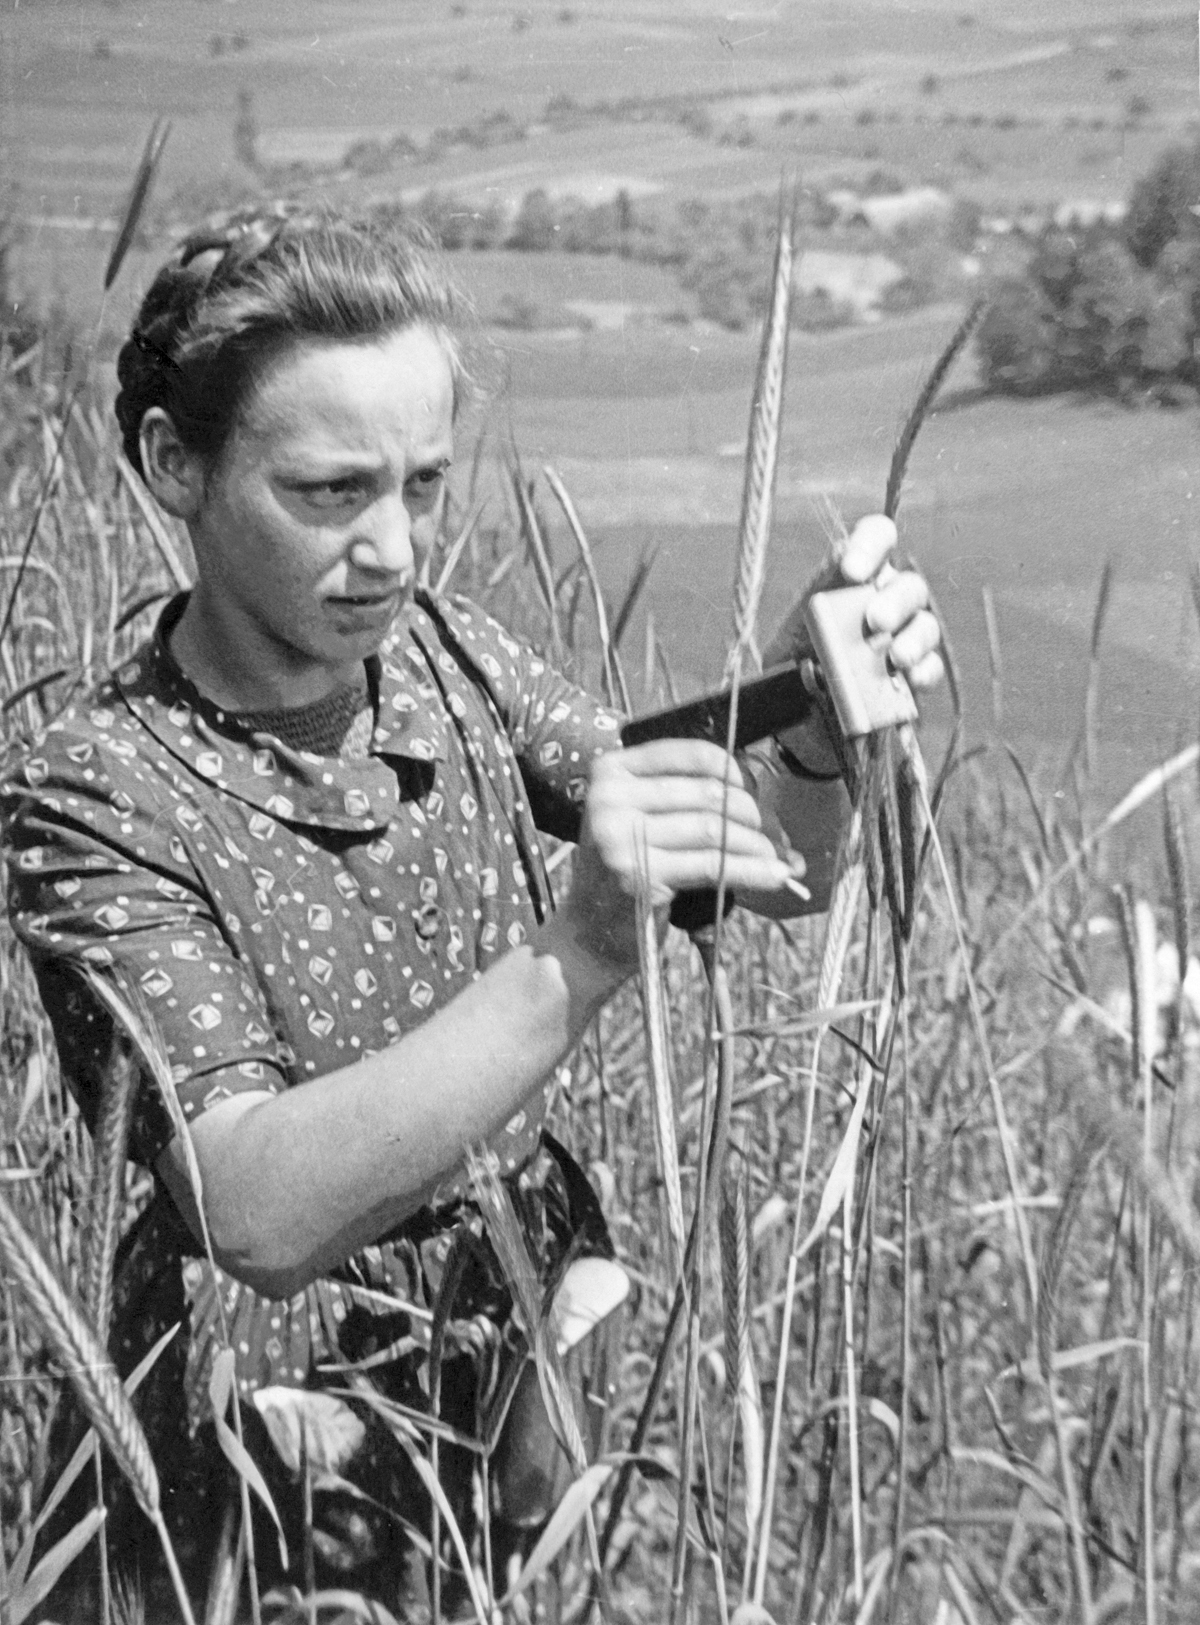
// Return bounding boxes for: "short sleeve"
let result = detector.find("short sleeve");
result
[434,594,624,842]
[2,739,285,1167]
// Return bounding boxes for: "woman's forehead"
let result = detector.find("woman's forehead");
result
[239,327,456,450]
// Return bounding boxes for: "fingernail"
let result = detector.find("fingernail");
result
[784,876,811,901]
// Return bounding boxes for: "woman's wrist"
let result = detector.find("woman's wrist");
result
[539,904,637,1004]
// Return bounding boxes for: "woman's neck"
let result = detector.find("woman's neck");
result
[169,587,365,713]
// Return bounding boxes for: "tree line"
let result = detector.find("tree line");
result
[977,140,1200,403]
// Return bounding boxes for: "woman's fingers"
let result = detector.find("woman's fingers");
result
[888,607,942,675]
[857,561,941,692]
[760,512,944,726]
[618,737,746,787]
[602,742,766,830]
[839,514,898,583]
[581,744,799,905]
[640,810,780,855]
[864,570,929,636]
[902,648,945,693]
[644,847,797,895]
[611,774,762,828]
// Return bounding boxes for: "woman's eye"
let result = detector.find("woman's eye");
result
[407,467,446,499]
[301,480,362,510]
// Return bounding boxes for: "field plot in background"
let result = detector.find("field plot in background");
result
[2,0,1197,801]
[454,249,694,328]
[3,4,1190,251]
[4,2,1191,329]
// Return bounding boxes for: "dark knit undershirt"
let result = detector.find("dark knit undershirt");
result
[233,671,374,759]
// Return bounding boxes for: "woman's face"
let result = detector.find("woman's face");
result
[183,325,456,690]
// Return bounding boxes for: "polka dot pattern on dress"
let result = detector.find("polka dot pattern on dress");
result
[1,586,623,1399]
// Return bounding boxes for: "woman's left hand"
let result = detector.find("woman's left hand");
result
[763,513,943,687]
[762,513,944,772]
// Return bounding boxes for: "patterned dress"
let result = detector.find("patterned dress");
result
[1,589,623,1614]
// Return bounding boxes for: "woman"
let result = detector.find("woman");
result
[2,209,942,1618]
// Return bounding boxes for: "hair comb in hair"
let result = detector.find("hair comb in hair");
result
[179,212,290,274]
[178,231,235,268]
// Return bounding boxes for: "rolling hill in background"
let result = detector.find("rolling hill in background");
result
[1,0,1196,803]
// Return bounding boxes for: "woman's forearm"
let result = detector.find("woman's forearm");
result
[162,910,628,1298]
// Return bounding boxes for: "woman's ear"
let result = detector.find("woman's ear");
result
[139,409,206,521]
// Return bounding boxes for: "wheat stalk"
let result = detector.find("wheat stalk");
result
[903,744,1038,1299]
[544,465,630,713]
[103,116,172,292]
[432,496,486,598]
[1130,898,1159,1625]
[981,585,1003,731]
[82,1037,137,1625]
[593,1012,738,1596]
[664,940,743,1625]
[82,1041,138,1344]
[675,188,795,1617]
[610,544,660,664]
[753,818,864,1605]
[882,297,986,522]
[1036,1123,1103,1625]
[0,115,173,654]
[509,462,564,666]
[0,1193,158,1520]
[1161,785,1192,1164]
[592,944,740,1599]
[1064,561,1115,788]
[80,968,262,1623]
[840,1175,864,1610]
[729,181,797,678]
[719,1159,763,1599]
[635,872,686,1286]
[428,1230,473,1625]
[888,1005,914,1620]
[1086,561,1114,777]
[0,1193,197,1625]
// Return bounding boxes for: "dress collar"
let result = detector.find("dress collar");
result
[110,593,453,834]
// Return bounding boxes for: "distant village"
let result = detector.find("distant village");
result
[823,183,1126,238]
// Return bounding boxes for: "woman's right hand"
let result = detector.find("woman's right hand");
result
[561,738,800,969]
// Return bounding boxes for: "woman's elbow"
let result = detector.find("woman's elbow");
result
[155,1094,323,1299]
[216,1248,315,1303]
[159,1158,319,1298]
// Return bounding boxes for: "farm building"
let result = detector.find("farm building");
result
[823,185,952,235]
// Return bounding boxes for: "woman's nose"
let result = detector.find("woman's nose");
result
[348,497,413,580]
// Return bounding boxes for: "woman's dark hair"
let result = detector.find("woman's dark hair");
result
[115,209,471,479]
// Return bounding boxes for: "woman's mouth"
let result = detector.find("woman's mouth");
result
[328,589,404,622]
